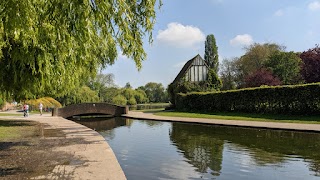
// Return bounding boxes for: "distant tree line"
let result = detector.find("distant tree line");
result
[220,43,320,90]
[56,74,169,106]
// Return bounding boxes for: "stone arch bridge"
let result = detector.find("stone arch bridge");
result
[53,103,128,118]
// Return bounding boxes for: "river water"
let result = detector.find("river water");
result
[74,117,320,180]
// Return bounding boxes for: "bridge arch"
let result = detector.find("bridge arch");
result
[54,103,128,118]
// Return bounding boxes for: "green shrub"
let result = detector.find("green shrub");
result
[168,81,218,106]
[207,69,222,90]
[0,98,4,109]
[127,97,137,105]
[175,83,320,115]
[112,95,127,106]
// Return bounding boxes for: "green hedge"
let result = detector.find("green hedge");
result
[175,83,320,115]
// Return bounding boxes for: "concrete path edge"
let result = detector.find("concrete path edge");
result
[123,111,320,133]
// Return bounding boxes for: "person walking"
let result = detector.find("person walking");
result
[23,104,29,117]
[23,104,26,117]
[39,102,43,116]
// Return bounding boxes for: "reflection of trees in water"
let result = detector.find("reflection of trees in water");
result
[222,127,320,172]
[170,122,320,176]
[251,149,285,166]
[99,129,116,140]
[224,139,288,166]
[309,161,320,177]
[170,123,223,176]
[139,120,164,127]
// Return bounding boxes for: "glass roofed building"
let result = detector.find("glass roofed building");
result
[172,54,209,84]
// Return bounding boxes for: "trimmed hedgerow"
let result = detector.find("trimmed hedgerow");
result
[175,83,320,115]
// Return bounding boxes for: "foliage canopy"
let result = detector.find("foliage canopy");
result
[0,0,161,100]
[265,51,302,85]
[204,34,219,73]
[234,43,284,87]
[300,45,320,83]
[244,68,281,88]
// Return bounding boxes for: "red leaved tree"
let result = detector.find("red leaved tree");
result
[300,45,320,83]
[244,68,281,88]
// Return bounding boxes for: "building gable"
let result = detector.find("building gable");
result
[172,54,209,84]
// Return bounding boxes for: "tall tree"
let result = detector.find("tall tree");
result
[122,88,137,105]
[143,82,167,103]
[57,86,99,106]
[300,45,320,83]
[207,69,222,90]
[134,89,149,104]
[87,73,116,101]
[235,43,284,87]
[204,34,219,73]
[265,51,302,85]
[103,87,120,104]
[0,0,161,100]
[124,82,133,89]
[220,58,237,90]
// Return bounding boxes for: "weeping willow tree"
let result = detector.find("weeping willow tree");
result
[26,97,62,110]
[0,0,161,100]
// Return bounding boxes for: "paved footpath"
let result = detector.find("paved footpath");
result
[0,112,126,180]
[124,111,320,132]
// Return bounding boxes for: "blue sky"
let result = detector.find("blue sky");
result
[104,0,320,88]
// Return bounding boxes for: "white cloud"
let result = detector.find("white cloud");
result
[230,34,254,47]
[274,9,284,17]
[308,1,320,11]
[156,22,205,48]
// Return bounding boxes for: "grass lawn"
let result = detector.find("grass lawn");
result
[0,119,39,140]
[130,103,170,111]
[132,108,166,112]
[135,103,170,106]
[151,110,320,124]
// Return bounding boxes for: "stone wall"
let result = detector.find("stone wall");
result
[54,103,128,118]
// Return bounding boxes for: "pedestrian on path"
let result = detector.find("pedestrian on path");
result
[39,103,43,115]
[23,104,29,117]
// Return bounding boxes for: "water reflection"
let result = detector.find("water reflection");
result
[72,118,320,179]
[72,117,129,131]
[170,123,320,176]
[170,123,223,176]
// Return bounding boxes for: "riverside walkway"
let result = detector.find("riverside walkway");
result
[0,112,126,180]
[123,111,320,132]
